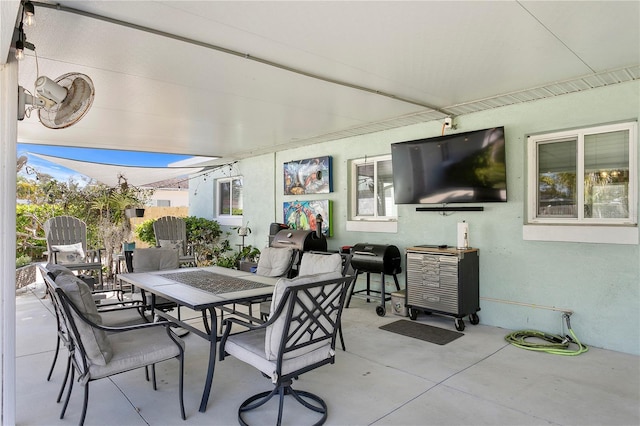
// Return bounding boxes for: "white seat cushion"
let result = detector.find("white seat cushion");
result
[224,328,333,381]
[298,252,342,276]
[255,247,293,277]
[89,327,184,380]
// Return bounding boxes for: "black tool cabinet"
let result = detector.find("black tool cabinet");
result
[405,246,480,331]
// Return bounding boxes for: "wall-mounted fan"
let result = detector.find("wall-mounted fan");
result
[18,72,95,129]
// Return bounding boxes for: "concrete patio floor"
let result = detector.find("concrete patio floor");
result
[15,280,640,426]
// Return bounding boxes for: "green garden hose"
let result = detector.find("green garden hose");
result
[504,313,588,356]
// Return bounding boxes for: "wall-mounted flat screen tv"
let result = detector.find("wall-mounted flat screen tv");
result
[391,126,507,204]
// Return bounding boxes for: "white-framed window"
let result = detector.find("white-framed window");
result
[524,121,637,244]
[217,176,243,218]
[347,155,397,233]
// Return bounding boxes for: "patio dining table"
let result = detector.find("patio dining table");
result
[117,266,278,412]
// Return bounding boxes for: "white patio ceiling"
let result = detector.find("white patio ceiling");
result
[7,1,640,164]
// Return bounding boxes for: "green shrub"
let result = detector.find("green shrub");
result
[213,245,260,269]
[16,204,63,260]
[134,216,228,266]
[134,218,157,245]
[16,255,32,268]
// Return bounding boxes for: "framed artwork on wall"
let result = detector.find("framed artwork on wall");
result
[283,200,332,236]
[283,156,332,195]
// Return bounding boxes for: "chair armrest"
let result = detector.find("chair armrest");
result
[48,247,60,263]
[97,300,144,312]
[219,294,293,361]
[61,292,173,333]
[86,248,104,262]
[219,317,269,361]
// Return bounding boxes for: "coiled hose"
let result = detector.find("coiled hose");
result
[504,313,588,356]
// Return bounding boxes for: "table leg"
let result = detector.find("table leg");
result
[199,306,217,412]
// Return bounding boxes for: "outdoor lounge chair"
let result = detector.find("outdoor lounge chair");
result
[219,272,352,426]
[44,215,104,286]
[153,216,196,267]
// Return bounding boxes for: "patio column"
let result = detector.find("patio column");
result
[1,50,19,425]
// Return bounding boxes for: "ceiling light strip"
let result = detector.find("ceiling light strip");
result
[31,1,451,115]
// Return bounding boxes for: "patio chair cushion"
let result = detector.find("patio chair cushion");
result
[256,247,293,277]
[55,274,113,366]
[45,263,76,279]
[88,327,184,380]
[50,242,85,264]
[158,239,184,254]
[298,252,342,276]
[133,248,180,272]
[226,327,336,380]
[265,271,342,360]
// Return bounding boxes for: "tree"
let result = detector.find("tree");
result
[16,166,152,278]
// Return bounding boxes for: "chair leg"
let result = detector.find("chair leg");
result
[60,367,75,419]
[345,271,360,308]
[47,334,61,381]
[79,381,89,426]
[277,385,285,426]
[179,354,186,420]
[338,324,346,351]
[57,355,72,403]
[151,364,157,390]
[238,383,328,426]
[288,387,327,414]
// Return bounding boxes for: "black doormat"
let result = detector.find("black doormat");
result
[379,320,464,345]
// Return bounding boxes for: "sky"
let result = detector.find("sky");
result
[17,143,193,183]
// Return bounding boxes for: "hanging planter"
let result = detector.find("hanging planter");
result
[125,208,145,218]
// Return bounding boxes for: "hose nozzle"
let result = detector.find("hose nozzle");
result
[562,312,573,330]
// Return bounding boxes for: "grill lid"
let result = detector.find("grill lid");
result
[271,229,327,252]
[350,243,402,274]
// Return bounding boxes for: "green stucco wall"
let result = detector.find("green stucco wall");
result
[191,81,640,354]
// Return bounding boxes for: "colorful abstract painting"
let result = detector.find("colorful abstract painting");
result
[283,200,332,236]
[283,156,332,195]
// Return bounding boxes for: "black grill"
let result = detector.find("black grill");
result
[271,229,327,252]
[347,243,403,317]
[350,243,402,275]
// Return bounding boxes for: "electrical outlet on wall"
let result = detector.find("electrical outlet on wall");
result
[444,117,454,129]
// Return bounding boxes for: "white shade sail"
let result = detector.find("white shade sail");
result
[31,153,202,187]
